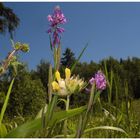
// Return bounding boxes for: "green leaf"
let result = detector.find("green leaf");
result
[93,91,101,104]
[57,98,67,106]
[21,44,30,52]
[45,95,58,125]
[71,43,88,73]
[5,105,86,138]
[104,60,108,80]
[87,83,95,112]
[55,125,128,138]
[54,134,74,138]
[5,118,42,138]
[48,105,87,128]
[0,92,5,104]
[75,84,95,138]
[35,104,48,120]
[0,78,15,125]
[0,123,7,138]
[14,42,30,52]
[14,42,21,50]
[84,126,128,136]
[10,39,15,49]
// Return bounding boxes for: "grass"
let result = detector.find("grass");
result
[132,99,140,121]
[2,81,140,138]
[1,47,140,138]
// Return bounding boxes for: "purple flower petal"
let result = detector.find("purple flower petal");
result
[47,6,66,47]
[89,77,95,85]
[48,15,53,22]
[47,28,52,33]
[89,71,107,91]
[57,27,65,33]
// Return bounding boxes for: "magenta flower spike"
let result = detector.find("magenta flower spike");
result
[89,70,107,91]
[47,6,67,48]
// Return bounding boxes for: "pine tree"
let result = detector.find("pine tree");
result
[61,48,76,68]
[0,2,20,38]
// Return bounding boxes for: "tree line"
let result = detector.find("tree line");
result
[0,48,140,118]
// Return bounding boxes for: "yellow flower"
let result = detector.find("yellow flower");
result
[52,68,86,96]
[55,70,61,81]
[65,68,71,80]
[52,81,60,91]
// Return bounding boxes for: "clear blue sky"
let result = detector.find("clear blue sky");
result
[1,2,140,70]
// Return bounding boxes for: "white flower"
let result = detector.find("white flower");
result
[52,68,86,96]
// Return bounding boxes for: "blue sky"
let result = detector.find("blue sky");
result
[1,2,140,70]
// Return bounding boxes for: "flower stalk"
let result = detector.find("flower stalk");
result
[48,64,53,103]
[64,95,70,137]
[76,83,95,138]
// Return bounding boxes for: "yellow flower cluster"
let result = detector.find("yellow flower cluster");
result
[52,68,86,96]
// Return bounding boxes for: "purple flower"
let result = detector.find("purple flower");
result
[47,6,67,47]
[89,70,107,91]
[89,77,95,85]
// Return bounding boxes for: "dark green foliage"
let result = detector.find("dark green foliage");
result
[98,57,140,101]
[31,59,50,102]
[2,66,46,118]
[73,61,99,81]
[31,59,50,89]
[28,56,140,112]
[0,2,20,38]
[61,48,76,68]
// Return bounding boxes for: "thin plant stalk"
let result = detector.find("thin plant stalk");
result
[114,74,119,117]
[48,64,53,103]
[64,95,70,137]
[103,60,113,105]
[53,47,57,71]
[45,95,58,137]
[124,81,130,130]
[0,78,15,125]
[56,43,61,70]
[76,83,95,138]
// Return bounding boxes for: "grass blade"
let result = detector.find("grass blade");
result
[76,84,95,138]
[71,43,88,73]
[0,123,7,137]
[6,105,86,138]
[84,126,128,136]
[55,126,128,138]
[104,60,108,80]
[35,104,48,120]
[48,105,87,128]
[5,118,42,138]
[0,78,15,125]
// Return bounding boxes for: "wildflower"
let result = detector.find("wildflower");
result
[47,6,67,47]
[52,68,86,96]
[89,70,107,91]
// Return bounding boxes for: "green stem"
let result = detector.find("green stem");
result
[0,78,15,125]
[53,47,57,71]
[64,95,70,138]
[66,95,70,111]
[47,95,58,122]
[48,64,53,103]
[76,84,95,138]
[45,95,58,137]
